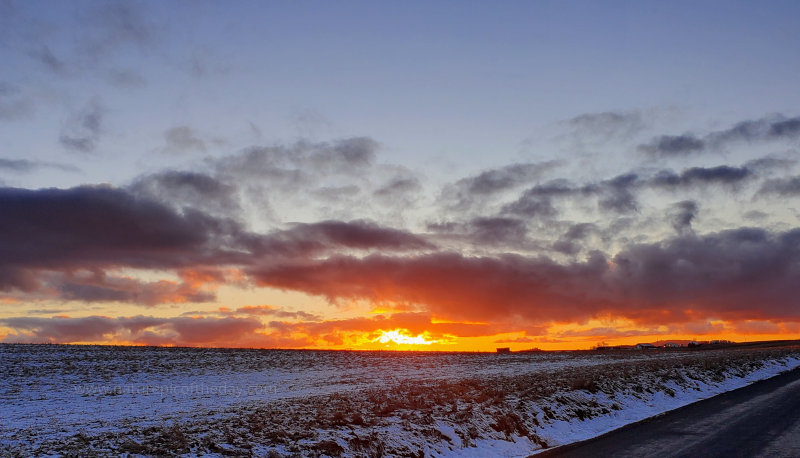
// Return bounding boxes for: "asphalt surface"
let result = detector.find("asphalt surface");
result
[535,366,800,458]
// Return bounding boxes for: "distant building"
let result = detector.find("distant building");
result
[635,343,657,350]
[664,342,680,348]
[496,347,511,354]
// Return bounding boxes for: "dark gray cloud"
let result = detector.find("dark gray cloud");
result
[501,179,573,218]
[668,200,698,236]
[0,185,249,293]
[743,155,797,173]
[639,114,800,157]
[443,161,562,210]
[552,223,597,255]
[504,163,754,220]
[374,177,421,198]
[129,171,238,216]
[467,217,528,245]
[0,158,80,174]
[262,220,435,257]
[503,174,639,218]
[758,176,800,197]
[428,217,529,247]
[456,162,560,196]
[638,134,705,157]
[597,173,639,213]
[769,118,800,138]
[651,166,753,188]
[59,99,105,153]
[709,115,800,144]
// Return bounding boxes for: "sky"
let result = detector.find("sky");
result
[1,0,800,350]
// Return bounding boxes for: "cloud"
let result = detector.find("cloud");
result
[428,217,529,247]
[708,115,800,144]
[129,170,239,215]
[0,158,79,174]
[161,126,207,154]
[651,166,753,189]
[259,220,435,257]
[668,200,698,236]
[556,327,659,338]
[0,185,252,296]
[0,82,34,121]
[503,173,640,217]
[11,1,158,80]
[443,161,562,210]
[566,110,645,139]
[494,336,538,343]
[758,176,800,197]
[311,185,361,203]
[0,314,263,346]
[504,162,757,219]
[211,137,379,189]
[231,305,321,321]
[29,45,68,74]
[51,269,218,306]
[743,155,797,173]
[597,173,639,213]
[638,134,705,157]
[59,99,105,153]
[78,1,157,60]
[248,227,800,325]
[638,114,800,157]
[373,177,421,199]
[552,223,597,255]
[0,184,439,303]
[501,179,572,218]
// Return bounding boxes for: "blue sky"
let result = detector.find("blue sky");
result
[1,1,800,349]
[3,0,799,187]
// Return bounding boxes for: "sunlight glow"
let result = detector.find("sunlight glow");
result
[375,329,438,346]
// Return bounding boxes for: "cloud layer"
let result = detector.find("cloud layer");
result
[2,112,800,347]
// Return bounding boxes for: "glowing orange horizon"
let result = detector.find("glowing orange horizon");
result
[4,327,797,352]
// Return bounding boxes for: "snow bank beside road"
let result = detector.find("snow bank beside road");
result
[533,355,800,453]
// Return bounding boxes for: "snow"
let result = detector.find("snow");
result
[533,356,800,453]
[2,344,799,456]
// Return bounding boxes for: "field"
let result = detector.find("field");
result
[2,344,799,457]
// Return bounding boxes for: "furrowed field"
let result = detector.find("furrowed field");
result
[2,343,799,457]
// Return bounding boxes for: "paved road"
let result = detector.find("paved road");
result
[536,366,800,458]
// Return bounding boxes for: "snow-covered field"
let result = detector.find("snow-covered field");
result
[2,344,799,456]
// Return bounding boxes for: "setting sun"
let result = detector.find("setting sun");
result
[375,329,438,346]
